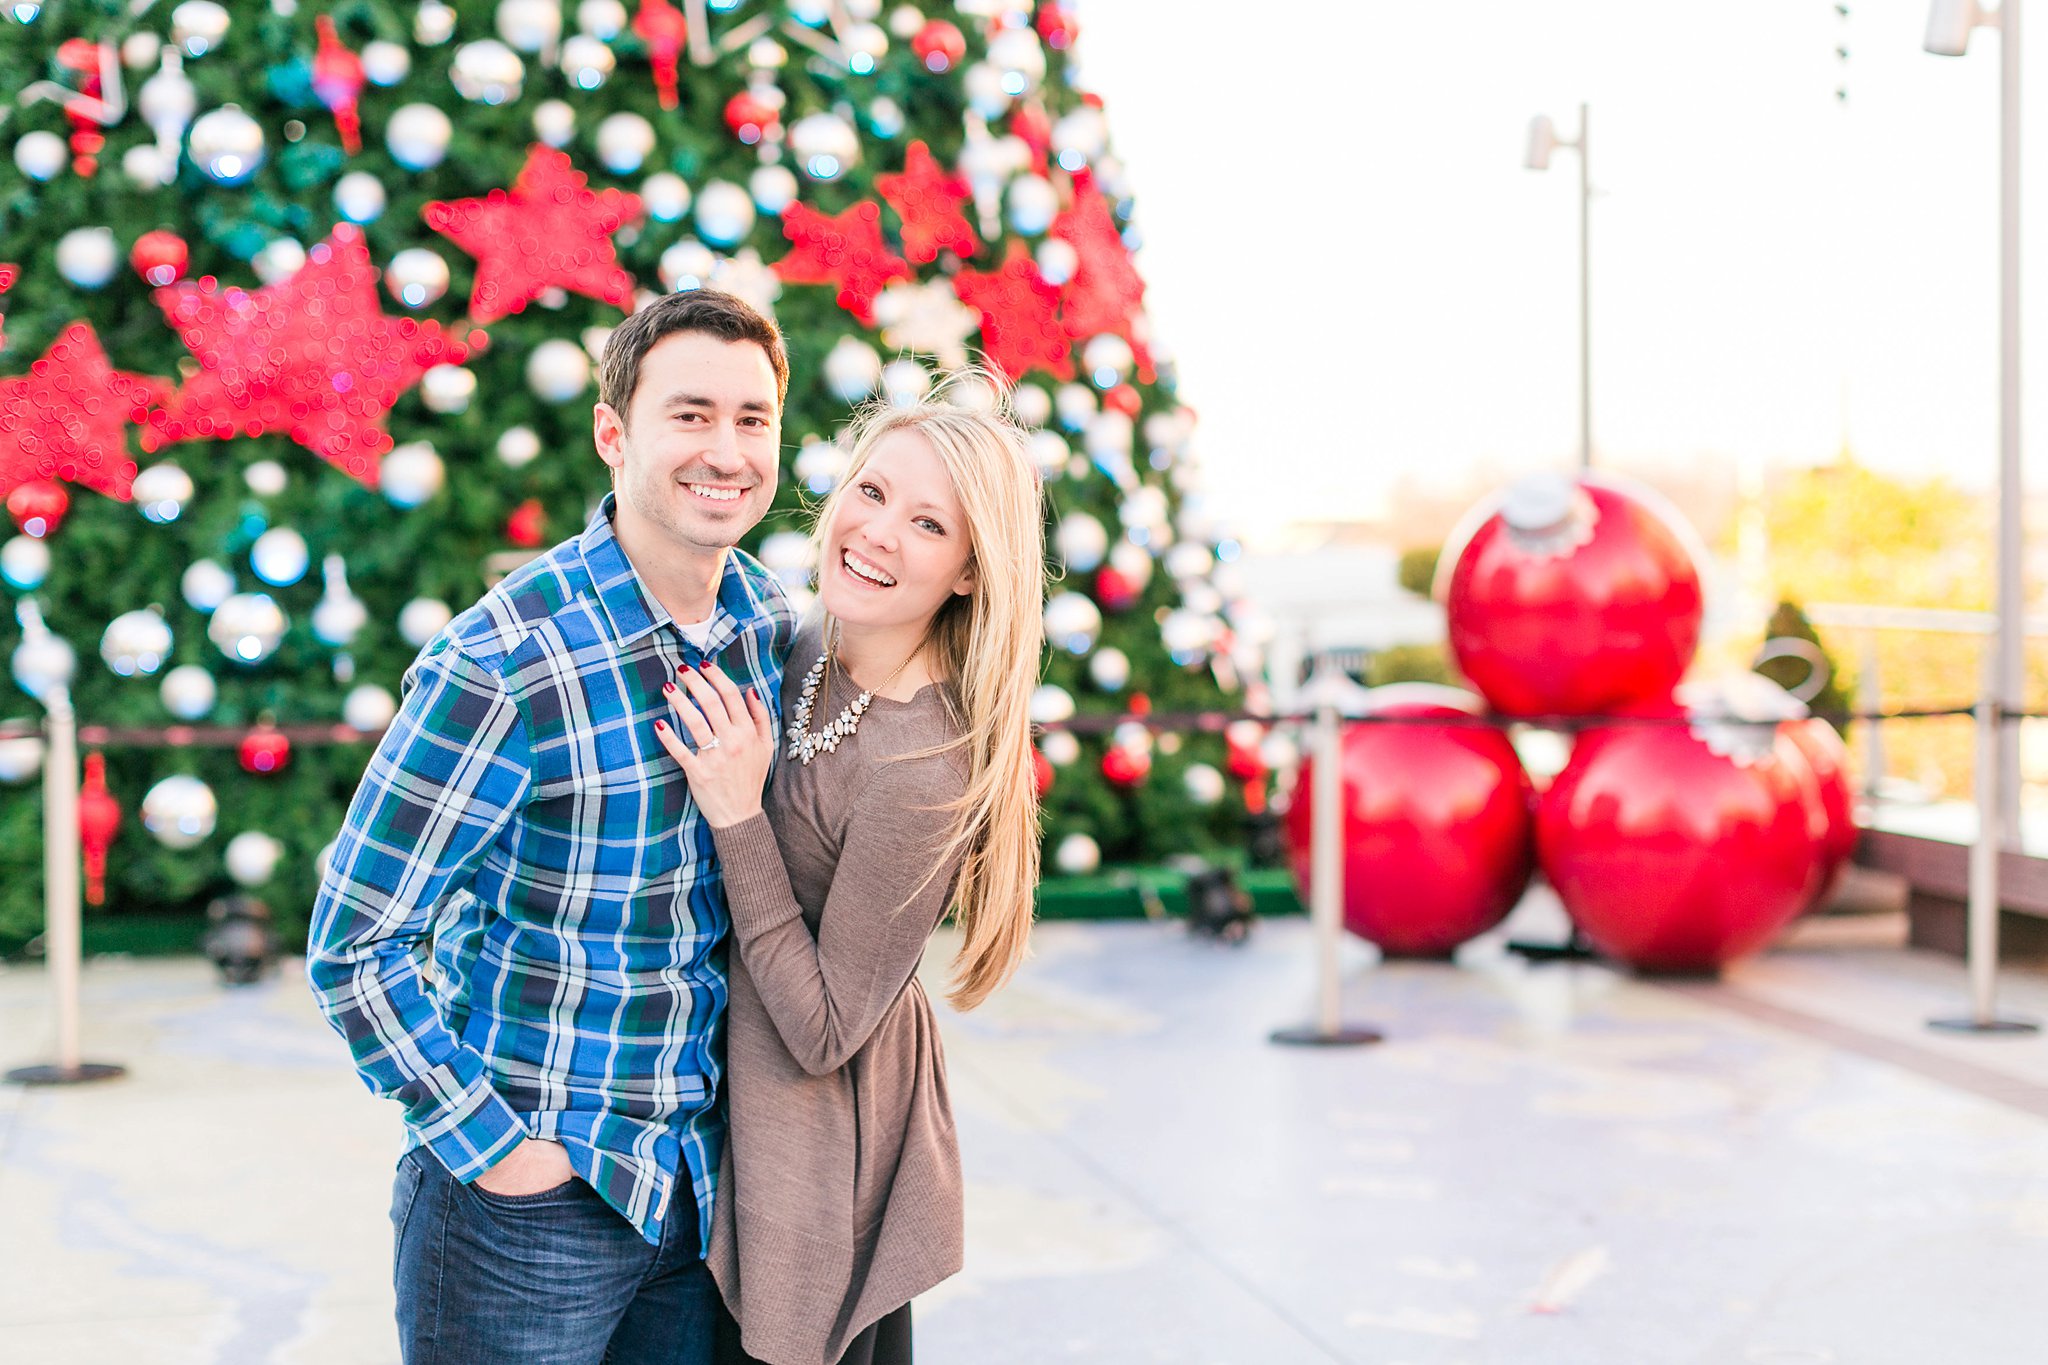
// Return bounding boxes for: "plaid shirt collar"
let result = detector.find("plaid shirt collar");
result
[580,491,778,657]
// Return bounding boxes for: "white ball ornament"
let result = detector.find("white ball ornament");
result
[1,536,51,591]
[496,426,542,469]
[312,555,369,647]
[333,170,387,223]
[1166,541,1214,582]
[160,664,218,719]
[1029,683,1076,724]
[527,340,592,401]
[189,105,265,183]
[1044,592,1102,654]
[1012,384,1053,428]
[824,336,883,403]
[416,0,457,44]
[250,528,310,587]
[1082,334,1134,385]
[641,172,691,222]
[421,364,477,414]
[57,227,119,288]
[170,1,230,55]
[11,627,76,700]
[750,164,799,213]
[1035,237,1078,287]
[794,440,847,494]
[790,111,859,180]
[14,131,68,182]
[758,532,815,590]
[252,237,306,284]
[1055,513,1108,573]
[660,238,717,292]
[399,597,454,648]
[387,103,454,170]
[748,37,788,69]
[181,558,235,611]
[1054,833,1101,876]
[379,441,446,508]
[1055,382,1098,429]
[694,181,756,247]
[122,32,163,70]
[987,27,1046,91]
[887,6,925,39]
[361,40,411,86]
[451,40,525,104]
[1160,608,1215,661]
[1109,540,1154,589]
[243,460,288,497]
[1052,108,1107,166]
[963,62,1012,119]
[225,831,285,887]
[532,99,576,148]
[496,0,563,51]
[1088,646,1130,692]
[578,0,627,38]
[101,608,174,677]
[844,22,888,72]
[0,735,44,784]
[142,774,217,849]
[1085,411,1135,467]
[344,683,398,732]
[596,111,655,173]
[561,34,614,88]
[1040,729,1080,766]
[123,144,172,188]
[133,463,195,523]
[866,96,905,139]
[1183,763,1226,806]
[1027,430,1069,478]
[880,358,930,406]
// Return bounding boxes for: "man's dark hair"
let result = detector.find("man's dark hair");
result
[597,289,789,425]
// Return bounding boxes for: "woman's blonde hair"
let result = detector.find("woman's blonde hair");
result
[808,376,1046,1011]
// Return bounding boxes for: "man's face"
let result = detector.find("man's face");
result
[594,330,781,557]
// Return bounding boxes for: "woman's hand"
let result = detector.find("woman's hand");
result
[652,660,776,829]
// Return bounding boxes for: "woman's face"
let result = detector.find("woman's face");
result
[819,428,976,636]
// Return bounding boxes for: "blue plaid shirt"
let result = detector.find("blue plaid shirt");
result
[308,493,794,1249]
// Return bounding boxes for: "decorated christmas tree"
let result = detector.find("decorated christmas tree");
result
[0,0,1251,950]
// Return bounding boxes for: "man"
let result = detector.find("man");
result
[307,289,794,1365]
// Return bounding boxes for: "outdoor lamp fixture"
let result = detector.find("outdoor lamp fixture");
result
[1921,0,2036,1035]
[1524,105,1593,470]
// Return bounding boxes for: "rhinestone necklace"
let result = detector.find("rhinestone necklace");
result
[785,646,914,765]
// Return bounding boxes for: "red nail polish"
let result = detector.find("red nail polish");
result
[654,719,666,731]
[663,682,676,695]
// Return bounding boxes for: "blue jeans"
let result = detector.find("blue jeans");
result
[391,1146,716,1365]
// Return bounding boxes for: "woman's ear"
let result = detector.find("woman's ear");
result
[951,560,977,597]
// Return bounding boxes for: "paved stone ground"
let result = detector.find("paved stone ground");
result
[5,894,2048,1364]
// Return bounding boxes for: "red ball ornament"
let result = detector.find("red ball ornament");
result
[1781,718,1856,899]
[912,19,967,72]
[131,230,190,288]
[1102,383,1142,417]
[1441,472,1704,718]
[507,497,547,548]
[724,91,781,144]
[7,479,70,537]
[1031,745,1053,799]
[239,726,292,775]
[1537,711,1822,973]
[1093,565,1140,613]
[1102,742,1150,788]
[78,752,121,907]
[1035,4,1078,51]
[1284,685,1536,957]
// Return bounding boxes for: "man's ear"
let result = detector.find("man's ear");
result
[593,402,627,476]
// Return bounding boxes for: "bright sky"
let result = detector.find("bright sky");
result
[1076,0,2048,543]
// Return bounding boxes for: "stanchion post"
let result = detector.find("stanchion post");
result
[1930,681,2038,1035]
[1271,664,1382,1048]
[6,685,126,1087]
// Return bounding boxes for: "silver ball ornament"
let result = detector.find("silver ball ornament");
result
[824,336,883,403]
[0,734,44,784]
[1088,646,1130,692]
[2,537,51,591]
[641,172,691,222]
[1006,175,1058,236]
[243,460,288,497]
[496,426,542,469]
[1029,683,1076,725]
[750,164,799,214]
[379,442,445,508]
[1055,513,1108,573]
[1054,833,1101,876]
[693,181,756,247]
[420,365,477,414]
[1044,592,1102,654]
[451,39,524,104]
[1183,763,1226,806]
[209,592,286,664]
[496,0,563,52]
[415,0,457,44]
[312,555,368,647]
[880,358,930,406]
[142,774,218,849]
[170,0,230,56]
[56,227,119,289]
[189,105,265,184]
[101,608,174,677]
[123,144,173,189]
[527,340,591,402]
[333,170,387,223]
[225,831,285,887]
[160,664,218,719]
[387,103,453,170]
[398,597,453,648]
[659,239,718,292]
[14,131,67,182]
[789,111,859,181]
[344,684,398,732]
[578,0,628,38]
[181,558,235,611]
[532,99,576,148]
[361,40,411,86]
[133,463,195,523]
[561,34,615,88]
[1013,383,1053,428]
[252,237,306,284]
[1040,730,1081,767]
[596,112,655,174]
[122,32,163,70]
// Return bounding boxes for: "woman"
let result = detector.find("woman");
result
[651,390,1047,1365]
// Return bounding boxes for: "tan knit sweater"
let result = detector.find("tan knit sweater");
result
[706,620,969,1365]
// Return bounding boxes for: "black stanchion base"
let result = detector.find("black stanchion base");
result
[1927,1016,2041,1035]
[1505,935,1600,964]
[5,1062,127,1086]
[1269,1025,1384,1048]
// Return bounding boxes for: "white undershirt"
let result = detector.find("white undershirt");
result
[676,617,717,653]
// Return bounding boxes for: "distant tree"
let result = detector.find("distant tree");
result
[1397,546,1441,599]
[1757,600,1853,736]
[1368,643,1452,688]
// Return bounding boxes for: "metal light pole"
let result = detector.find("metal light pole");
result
[1923,0,2037,1035]
[1526,103,1593,470]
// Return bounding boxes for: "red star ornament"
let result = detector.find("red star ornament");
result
[1053,171,1154,379]
[144,224,475,486]
[1,322,169,499]
[876,141,978,264]
[425,145,644,325]
[952,242,1074,382]
[774,201,911,325]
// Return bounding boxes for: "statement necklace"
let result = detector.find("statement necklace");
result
[785,646,914,765]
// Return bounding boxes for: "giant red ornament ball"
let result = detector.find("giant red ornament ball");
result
[425,145,644,324]
[1284,685,1536,957]
[1441,472,1705,717]
[1537,706,1822,973]
[1781,718,1856,900]
[145,225,474,485]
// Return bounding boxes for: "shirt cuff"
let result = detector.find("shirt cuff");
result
[710,812,802,936]
[408,1061,528,1183]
